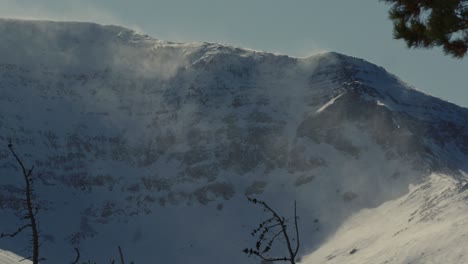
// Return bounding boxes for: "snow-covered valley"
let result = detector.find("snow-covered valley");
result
[0,19,467,263]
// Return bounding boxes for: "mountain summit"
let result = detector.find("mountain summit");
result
[0,19,467,264]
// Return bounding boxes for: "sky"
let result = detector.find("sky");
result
[1,0,467,107]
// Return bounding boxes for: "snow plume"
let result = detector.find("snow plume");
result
[111,42,189,80]
[0,19,187,79]
[0,19,193,136]
[0,1,141,32]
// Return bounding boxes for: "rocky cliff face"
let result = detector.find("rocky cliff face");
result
[0,19,466,263]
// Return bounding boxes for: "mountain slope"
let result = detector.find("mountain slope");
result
[303,174,468,264]
[0,19,466,263]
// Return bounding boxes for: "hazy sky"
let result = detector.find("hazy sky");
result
[2,0,467,107]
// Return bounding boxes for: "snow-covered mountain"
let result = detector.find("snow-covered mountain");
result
[0,19,467,263]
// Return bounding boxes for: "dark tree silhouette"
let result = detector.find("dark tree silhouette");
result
[382,0,468,58]
[243,198,300,264]
[0,142,42,264]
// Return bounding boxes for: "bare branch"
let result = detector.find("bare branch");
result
[72,248,80,264]
[118,246,125,264]
[6,143,41,264]
[8,143,32,179]
[0,224,31,239]
[251,251,290,262]
[244,198,301,264]
[293,200,300,257]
